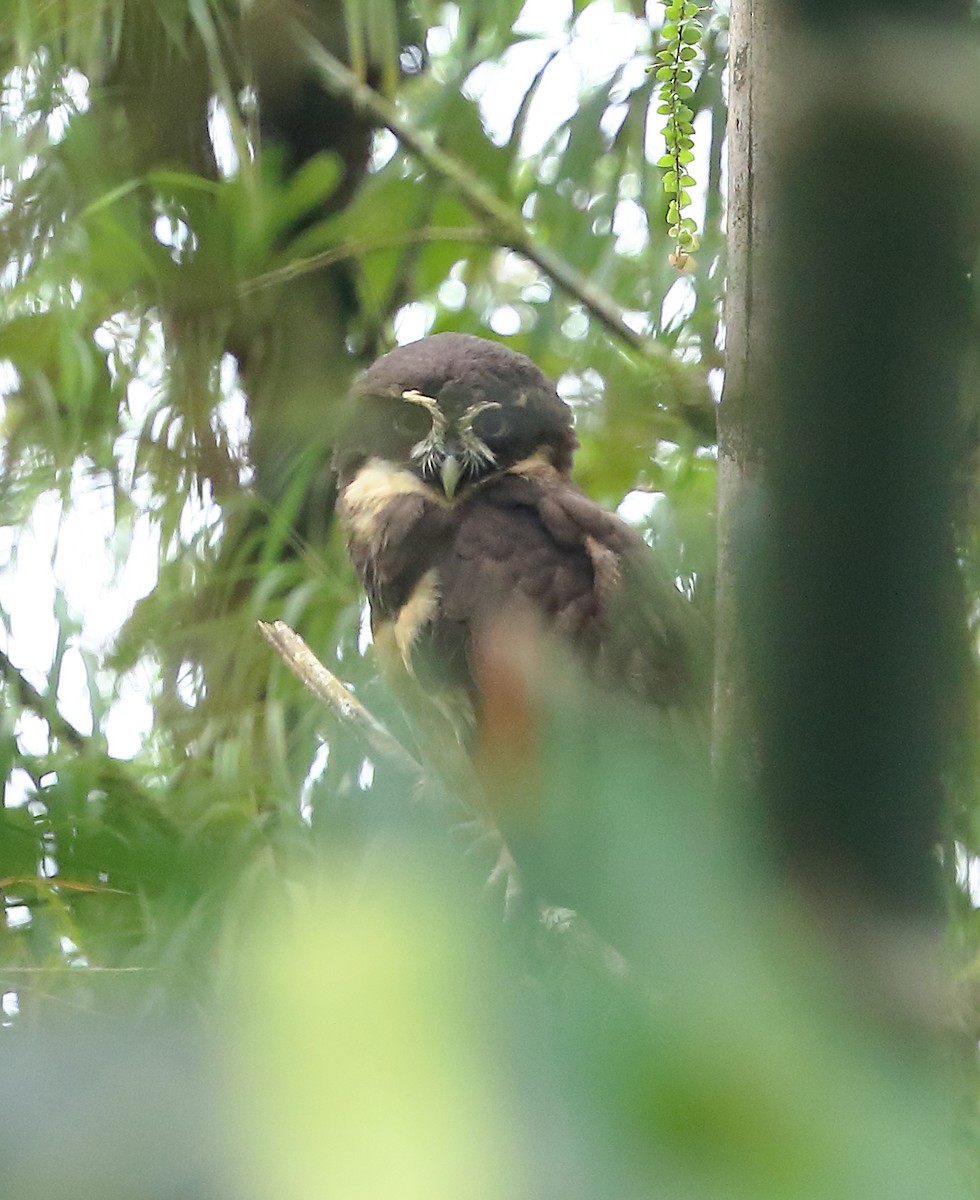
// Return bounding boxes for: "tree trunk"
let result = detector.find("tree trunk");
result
[712,0,781,776]
[719,0,976,939]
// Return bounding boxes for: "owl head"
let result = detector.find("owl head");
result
[334,333,577,499]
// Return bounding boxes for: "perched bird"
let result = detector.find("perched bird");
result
[333,333,708,757]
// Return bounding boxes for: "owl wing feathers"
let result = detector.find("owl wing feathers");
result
[340,458,707,748]
[421,472,708,724]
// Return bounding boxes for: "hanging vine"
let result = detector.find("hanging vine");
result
[655,2,704,270]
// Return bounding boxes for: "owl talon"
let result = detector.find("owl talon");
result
[486,842,522,912]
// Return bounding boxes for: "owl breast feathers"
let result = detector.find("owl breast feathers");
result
[334,333,707,733]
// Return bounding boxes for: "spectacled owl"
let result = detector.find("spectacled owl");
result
[334,333,708,754]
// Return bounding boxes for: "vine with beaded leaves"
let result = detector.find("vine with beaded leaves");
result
[655,1,705,271]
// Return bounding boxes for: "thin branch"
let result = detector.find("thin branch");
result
[292,23,666,360]
[257,626,637,949]
[0,646,86,752]
[240,226,491,296]
[0,965,159,974]
[258,620,424,781]
[0,652,184,828]
[259,620,522,907]
[0,874,131,894]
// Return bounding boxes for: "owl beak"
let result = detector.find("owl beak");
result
[439,454,462,499]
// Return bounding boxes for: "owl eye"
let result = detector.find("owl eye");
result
[472,406,508,441]
[392,403,433,439]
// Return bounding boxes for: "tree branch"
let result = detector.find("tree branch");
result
[0,647,86,753]
[257,621,523,903]
[292,23,664,359]
[257,620,425,782]
[240,226,491,296]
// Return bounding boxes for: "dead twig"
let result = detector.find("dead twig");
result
[257,619,425,782]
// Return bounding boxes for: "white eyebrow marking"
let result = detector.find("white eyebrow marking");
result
[402,389,438,413]
[458,400,501,430]
[401,390,448,471]
[457,401,501,470]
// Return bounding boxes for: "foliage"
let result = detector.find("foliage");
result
[0,1,974,1197]
[0,0,726,1013]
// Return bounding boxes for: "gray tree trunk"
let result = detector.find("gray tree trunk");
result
[718,0,976,942]
[712,0,781,775]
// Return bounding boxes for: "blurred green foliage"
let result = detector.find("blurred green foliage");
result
[0,1,974,1197]
[0,0,723,1012]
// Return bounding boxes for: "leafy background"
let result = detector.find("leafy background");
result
[0,2,975,1197]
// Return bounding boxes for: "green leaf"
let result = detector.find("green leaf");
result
[272,153,343,234]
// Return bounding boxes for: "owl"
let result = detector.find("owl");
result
[334,333,708,755]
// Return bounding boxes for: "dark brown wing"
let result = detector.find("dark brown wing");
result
[414,470,709,723]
